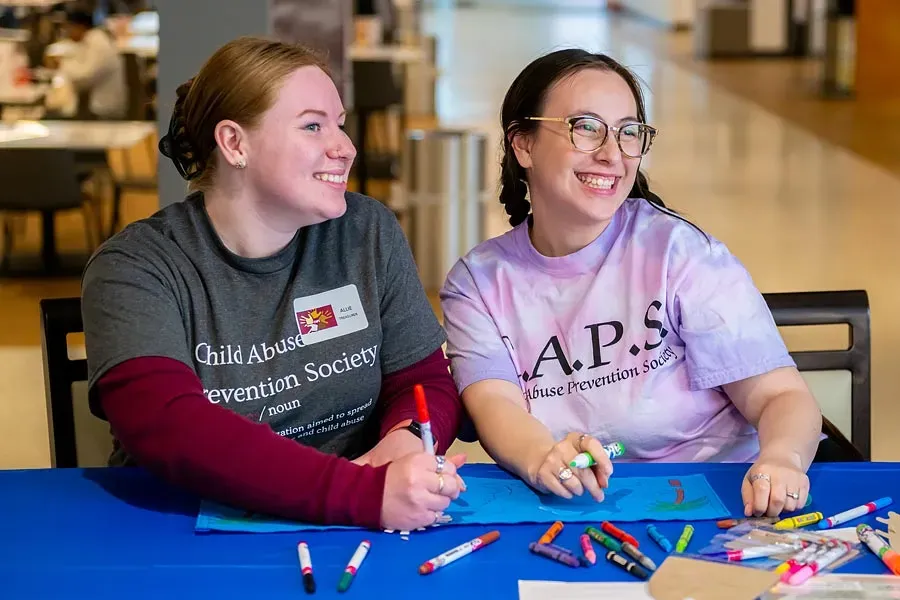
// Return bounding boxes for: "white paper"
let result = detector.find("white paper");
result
[518,580,653,600]
[770,573,900,598]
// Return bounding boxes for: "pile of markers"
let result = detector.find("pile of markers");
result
[697,496,898,585]
[527,520,660,581]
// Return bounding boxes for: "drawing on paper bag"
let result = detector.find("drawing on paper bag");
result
[195,469,728,533]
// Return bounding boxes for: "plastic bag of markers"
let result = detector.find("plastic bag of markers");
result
[681,522,863,574]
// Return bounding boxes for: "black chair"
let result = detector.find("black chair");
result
[763,290,871,461]
[40,297,88,468]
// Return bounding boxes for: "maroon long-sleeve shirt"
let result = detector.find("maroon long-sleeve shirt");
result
[96,348,461,529]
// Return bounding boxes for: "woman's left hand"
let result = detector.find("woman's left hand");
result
[742,453,810,517]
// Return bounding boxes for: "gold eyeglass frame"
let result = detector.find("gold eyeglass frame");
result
[524,115,658,158]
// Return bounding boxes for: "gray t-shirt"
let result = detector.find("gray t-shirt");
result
[81,191,445,461]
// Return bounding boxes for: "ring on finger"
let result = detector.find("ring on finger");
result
[748,472,770,484]
[435,455,445,474]
[437,474,445,494]
[577,433,590,451]
[786,491,799,500]
[558,467,574,482]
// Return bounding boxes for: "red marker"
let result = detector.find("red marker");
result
[414,384,435,456]
[419,530,500,574]
[602,522,639,548]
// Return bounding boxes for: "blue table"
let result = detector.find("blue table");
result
[2,462,898,598]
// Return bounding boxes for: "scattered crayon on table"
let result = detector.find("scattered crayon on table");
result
[647,525,673,553]
[774,512,823,530]
[605,550,650,580]
[529,542,582,568]
[538,521,564,545]
[585,526,622,552]
[621,541,657,571]
[602,522,639,547]
[580,534,597,565]
[675,524,694,553]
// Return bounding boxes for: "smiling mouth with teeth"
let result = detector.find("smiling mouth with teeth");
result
[576,174,617,190]
[314,173,347,184]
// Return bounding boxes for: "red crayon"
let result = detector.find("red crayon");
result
[580,534,597,565]
[602,522,639,548]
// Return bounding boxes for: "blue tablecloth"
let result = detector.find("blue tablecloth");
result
[1,462,898,599]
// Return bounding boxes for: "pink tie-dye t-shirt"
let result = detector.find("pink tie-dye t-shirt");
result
[440,198,795,462]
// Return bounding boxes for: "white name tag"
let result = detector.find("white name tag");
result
[293,284,369,345]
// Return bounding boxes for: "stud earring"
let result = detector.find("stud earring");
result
[235,158,247,169]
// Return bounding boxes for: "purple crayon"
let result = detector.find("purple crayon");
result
[529,542,582,568]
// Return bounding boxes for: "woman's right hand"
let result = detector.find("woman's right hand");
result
[381,453,467,531]
[529,432,612,502]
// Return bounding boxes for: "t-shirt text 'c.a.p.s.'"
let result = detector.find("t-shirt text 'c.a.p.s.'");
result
[440,198,795,463]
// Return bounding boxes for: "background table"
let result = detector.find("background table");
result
[1,462,898,599]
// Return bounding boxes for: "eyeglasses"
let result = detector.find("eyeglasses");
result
[524,115,658,158]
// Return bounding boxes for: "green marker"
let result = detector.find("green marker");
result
[337,540,370,592]
[570,442,626,468]
[585,526,622,552]
[675,524,694,553]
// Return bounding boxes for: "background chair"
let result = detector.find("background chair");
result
[40,297,112,468]
[763,289,871,461]
[0,149,101,275]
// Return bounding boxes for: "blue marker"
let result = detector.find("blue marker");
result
[646,525,673,553]
[818,497,893,529]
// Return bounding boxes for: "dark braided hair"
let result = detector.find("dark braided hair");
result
[499,49,680,228]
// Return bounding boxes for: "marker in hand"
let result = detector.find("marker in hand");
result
[570,442,625,468]
[414,384,435,456]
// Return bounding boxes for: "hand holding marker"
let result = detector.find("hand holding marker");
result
[570,442,625,468]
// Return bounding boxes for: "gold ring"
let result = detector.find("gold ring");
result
[438,474,445,493]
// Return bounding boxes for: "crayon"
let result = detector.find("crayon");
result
[675,524,694,553]
[538,521,564,545]
[580,534,597,565]
[529,542,581,568]
[621,541,657,571]
[546,542,589,565]
[605,550,650,580]
[602,522,639,548]
[774,512,823,530]
[647,525,673,553]
[337,540,370,592]
[857,524,900,575]
[297,541,316,594]
[569,442,626,467]
[819,497,893,529]
[585,526,622,552]
[418,531,500,575]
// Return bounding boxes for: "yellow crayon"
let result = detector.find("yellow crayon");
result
[774,512,823,530]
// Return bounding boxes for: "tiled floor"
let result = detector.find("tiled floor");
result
[2,3,900,468]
